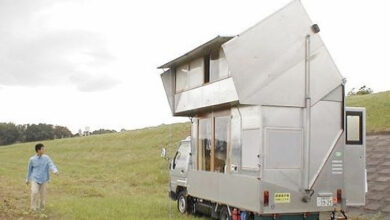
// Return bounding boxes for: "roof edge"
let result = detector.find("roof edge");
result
[157,35,234,69]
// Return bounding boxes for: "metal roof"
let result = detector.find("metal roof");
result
[157,36,233,69]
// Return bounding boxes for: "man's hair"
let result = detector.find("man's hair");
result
[35,143,44,152]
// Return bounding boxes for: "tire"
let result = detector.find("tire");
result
[219,206,232,220]
[177,191,188,214]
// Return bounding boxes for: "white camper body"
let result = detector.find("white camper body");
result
[160,1,366,219]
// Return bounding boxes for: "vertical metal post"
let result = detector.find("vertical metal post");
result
[303,34,311,190]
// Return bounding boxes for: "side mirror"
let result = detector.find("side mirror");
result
[161,148,166,159]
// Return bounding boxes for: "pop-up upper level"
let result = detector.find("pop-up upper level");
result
[158,36,238,116]
[158,0,343,117]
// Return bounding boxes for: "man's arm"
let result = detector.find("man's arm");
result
[47,156,59,174]
[26,159,32,184]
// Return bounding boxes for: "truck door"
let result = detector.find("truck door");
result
[171,141,191,179]
[344,107,366,206]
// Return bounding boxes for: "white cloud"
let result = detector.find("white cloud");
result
[0,1,117,91]
[70,73,120,92]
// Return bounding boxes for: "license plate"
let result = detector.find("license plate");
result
[317,196,333,207]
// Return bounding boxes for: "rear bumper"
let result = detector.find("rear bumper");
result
[254,213,319,220]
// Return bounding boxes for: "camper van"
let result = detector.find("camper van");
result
[159,1,366,220]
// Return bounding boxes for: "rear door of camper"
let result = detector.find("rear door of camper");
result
[344,107,366,206]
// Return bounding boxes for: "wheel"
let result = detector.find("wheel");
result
[219,206,232,220]
[177,191,188,214]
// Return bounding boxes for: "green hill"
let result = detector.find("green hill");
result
[0,122,206,220]
[347,90,390,134]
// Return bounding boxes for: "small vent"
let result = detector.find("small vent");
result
[331,160,343,174]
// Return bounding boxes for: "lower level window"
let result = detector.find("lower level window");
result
[214,116,229,173]
[197,114,230,172]
[199,119,211,171]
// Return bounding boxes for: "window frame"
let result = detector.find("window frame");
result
[197,117,212,171]
[346,111,363,145]
[213,115,230,173]
[174,48,231,94]
[208,48,230,83]
[175,57,205,93]
[196,109,231,173]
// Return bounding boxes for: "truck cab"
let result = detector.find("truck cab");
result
[169,137,191,204]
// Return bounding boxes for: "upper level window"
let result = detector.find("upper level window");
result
[175,57,204,93]
[175,64,188,92]
[346,111,363,145]
[175,48,230,93]
[210,48,229,82]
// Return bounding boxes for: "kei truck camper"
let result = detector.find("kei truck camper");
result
[158,1,366,220]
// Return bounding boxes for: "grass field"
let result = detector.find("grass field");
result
[347,90,390,133]
[0,122,208,220]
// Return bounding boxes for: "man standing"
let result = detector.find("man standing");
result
[26,143,59,211]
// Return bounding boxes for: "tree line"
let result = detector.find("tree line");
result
[0,123,72,146]
[0,123,118,146]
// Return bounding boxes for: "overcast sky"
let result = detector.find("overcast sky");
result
[0,0,389,133]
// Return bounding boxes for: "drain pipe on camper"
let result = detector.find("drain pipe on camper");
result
[302,24,320,201]
[303,33,312,202]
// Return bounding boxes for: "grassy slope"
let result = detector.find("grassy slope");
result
[347,90,390,133]
[0,122,206,220]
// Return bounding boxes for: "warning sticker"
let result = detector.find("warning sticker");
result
[274,193,291,203]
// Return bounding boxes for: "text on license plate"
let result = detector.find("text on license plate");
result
[317,196,333,207]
